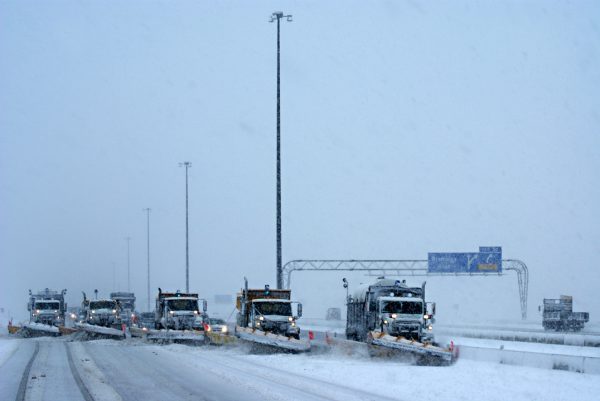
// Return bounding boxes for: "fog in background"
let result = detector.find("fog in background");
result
[1,1,599,324]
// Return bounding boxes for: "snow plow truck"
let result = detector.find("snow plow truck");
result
[345,278,456,365]
[110,291,136,327]
[235,278,309,352]
[74,291,125,339]
[16,288,68,336]
[145,288,209,343]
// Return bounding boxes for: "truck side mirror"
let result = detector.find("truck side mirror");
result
[203,300,207,312]
[297,303,303,317]
[426,302,436,316]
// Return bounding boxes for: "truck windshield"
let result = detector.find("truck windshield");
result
[35,302,59,310]
[119,301,135,310]
[254,302,292,316]
[90,301,116,309]
[382,301,422,314]
[167,299,197,311]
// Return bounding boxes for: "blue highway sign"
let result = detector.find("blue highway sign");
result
[428,246,502,273]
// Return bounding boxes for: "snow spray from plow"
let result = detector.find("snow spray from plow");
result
[368,331,457,365]
[145,328,208,344]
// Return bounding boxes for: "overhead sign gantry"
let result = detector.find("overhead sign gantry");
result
[282,247,529,319]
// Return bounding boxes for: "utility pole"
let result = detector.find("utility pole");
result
[143,208,151,312]
[179,161,192,292]
[126,237,131,292]
[270,11,292,289]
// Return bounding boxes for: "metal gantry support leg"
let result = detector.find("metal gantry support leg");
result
[283,258,530,319]
[504,259,529,319]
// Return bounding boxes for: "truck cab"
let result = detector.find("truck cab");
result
[110,292,136,327]
[155,289,207,330]
[250,298,301,339]
[86,299,122,328]
[236,282,303,340]
[346,279,435,342]
[27,288,67,327]
[32,300,63,326]
[377,296,433,342]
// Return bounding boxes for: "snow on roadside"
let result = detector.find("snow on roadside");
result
[68,342,123,401]
[161,343,600,401]
[0,335,21,368]
[439,335,600,358]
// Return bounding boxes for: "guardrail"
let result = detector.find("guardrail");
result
[459,345,600,375]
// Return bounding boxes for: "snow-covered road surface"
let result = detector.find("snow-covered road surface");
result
[1,334,600,401]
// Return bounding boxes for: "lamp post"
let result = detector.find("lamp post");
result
[179,161,192,292]
[143,208,151,311]
[126,236,131,292]
[270,11,292,289]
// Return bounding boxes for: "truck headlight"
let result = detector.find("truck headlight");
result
[428,325,433,330]
[112,309,117,314]
[259,316,264,321]
[169,311,175,315]
[35,310,40,314]
[424,314,429,320]
[256,322,261,327]
[291,322,296,327]
[222,326,228,333]
[288,316,293,322]
[91,310,96,314]
[391,314,397,319]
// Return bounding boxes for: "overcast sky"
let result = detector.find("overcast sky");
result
[1,0,599,323]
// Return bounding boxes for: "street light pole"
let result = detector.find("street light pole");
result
[270,11,292,289]
[143,208,151,311]
[179,162,192,293]
[126,236,131,292]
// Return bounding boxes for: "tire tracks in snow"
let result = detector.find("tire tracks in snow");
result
[15,342,39,401]
[65,342,94,401]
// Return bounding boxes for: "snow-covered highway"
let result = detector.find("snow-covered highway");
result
[2,334,600,401]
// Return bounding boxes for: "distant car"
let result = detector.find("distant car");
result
[138,312,155,330]
[208,318,228,334]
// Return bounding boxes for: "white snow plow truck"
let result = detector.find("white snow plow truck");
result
[75,291,125,339]
[21,288,67,336]
[110,291,136,327]
[345,278,455,365]
[146,288,208,343]
[235,278,309,352]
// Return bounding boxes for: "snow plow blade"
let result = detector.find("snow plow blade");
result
[145,329,207,344]
[235,326,310,353]
[74,322,125,340]
[8,324,21,335]
[206,331,236,345]
[368,331,456,365]
[59,326,79,336]
[20,322,61,337]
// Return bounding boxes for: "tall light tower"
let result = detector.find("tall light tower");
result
[179,161,192,293]
[143,208,151,311]
[126,236,131,292]
[270,11,292,289]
